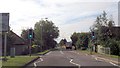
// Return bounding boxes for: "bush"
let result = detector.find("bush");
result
[108,39,119,55]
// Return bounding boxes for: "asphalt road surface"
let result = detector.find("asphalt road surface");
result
[27,49,118,68]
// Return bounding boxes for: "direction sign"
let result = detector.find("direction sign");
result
[0,13,9,32]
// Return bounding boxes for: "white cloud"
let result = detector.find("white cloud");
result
[0,0,118,42]
[58,17,95,42]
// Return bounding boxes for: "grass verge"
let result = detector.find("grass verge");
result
[78,49,119,58]
[2,56,38,68]
[36,50,50,55]
[2,49,50,68]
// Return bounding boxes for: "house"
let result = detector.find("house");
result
[2,31,29,55]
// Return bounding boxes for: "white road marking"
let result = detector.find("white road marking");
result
[92,55,104,62]
[92,55,120,67]
[109,62,120,67]
[95,57,98,60]
[46,51,51,55]
[85,54,88,56]
[60,51,64,54]
[70,58,81,68]
[34,58,43,67]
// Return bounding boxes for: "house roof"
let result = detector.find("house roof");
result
[8,31,28,45]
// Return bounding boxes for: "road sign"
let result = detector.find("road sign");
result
[0,13,9,32]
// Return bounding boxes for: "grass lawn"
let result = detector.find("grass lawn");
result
[1,49,50,68]
[2,56,38,68]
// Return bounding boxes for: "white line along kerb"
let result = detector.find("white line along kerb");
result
[109,62,120,67]
[91,55,120,67]
[34,58,43,67]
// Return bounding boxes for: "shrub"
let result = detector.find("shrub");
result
[108,39,119,55]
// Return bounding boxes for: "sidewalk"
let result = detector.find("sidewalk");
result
[75,50,119,65]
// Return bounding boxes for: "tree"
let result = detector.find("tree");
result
[70,32,79,50]
[71,32,89,50]
[91,11,120,55]
[92,11,115,45]
[21,29,29,43]
[34,19,59,50]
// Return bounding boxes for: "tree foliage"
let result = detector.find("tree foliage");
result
[34,19,59,50]
[70,32,89,49]
[21,29,29,43]
[91,11,119,55]
[92,11,115,44]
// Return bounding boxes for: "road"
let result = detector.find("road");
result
[27,49,118,68]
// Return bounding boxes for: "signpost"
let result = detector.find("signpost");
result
[0,13,9,61]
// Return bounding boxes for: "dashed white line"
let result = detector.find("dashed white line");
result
[70,58,81,68]
[34,58,43,67]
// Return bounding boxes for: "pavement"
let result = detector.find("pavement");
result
[25,49,119,68]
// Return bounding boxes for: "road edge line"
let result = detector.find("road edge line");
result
[92,55,119,67]
[22,56,40,68]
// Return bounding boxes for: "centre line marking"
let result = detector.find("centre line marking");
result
[70,59,81,68]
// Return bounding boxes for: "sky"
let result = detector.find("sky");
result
[0,0,119,42]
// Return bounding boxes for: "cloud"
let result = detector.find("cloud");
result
[0,0,118,42]
[58,16,95,42]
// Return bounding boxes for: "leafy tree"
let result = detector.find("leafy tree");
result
[34,19,59,50]
[91,11,120,55]
[71,32,89,50]
[21,29,29,43]
[92,11,115,45]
